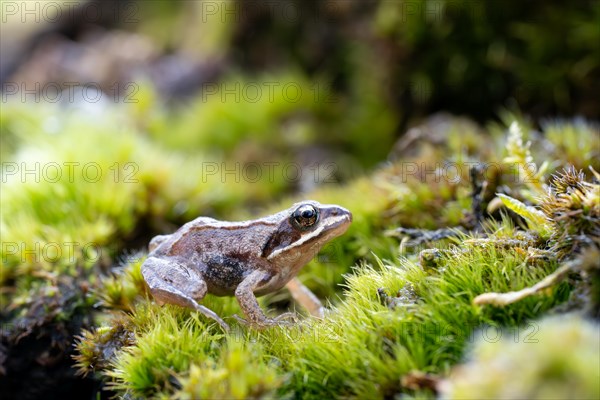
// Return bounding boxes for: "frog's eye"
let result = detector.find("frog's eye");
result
[291,204,319,231]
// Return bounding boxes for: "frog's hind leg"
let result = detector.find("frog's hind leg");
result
[141,257,230,332]
[286,277,324,318]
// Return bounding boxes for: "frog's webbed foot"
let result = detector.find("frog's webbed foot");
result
[142,257,230,332]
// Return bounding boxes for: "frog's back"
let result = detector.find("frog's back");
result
[157,217,275,261]
[149,217,218,256]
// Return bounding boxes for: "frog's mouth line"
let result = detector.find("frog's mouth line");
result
[321,205,352,232]
[324,212,352,235]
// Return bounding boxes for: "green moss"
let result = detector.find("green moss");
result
[503,121,548,200]
[541,167,600,258]
[276,242,569,399]
[99,255,148,312]
[443,314,600,400]
[95,221,572,398]
[543,120,600,172]
[73,320,136,378]
[155,73,321,153]
[176,339,283,399]
[106,305,226,396]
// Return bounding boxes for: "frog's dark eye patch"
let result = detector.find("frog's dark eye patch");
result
[290,204,319,231]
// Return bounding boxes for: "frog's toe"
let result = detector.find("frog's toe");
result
[192,304,230,332]
[232,314,281,329]
[207,313,230,332]
[232,314,250,326]
[274,312,298,323]
[263,317,296,328]
[216,319,231,333]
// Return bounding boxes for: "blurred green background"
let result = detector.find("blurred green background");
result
[2,0,599,174]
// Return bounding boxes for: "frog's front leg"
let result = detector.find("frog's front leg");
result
[234,270,291,328]
[142,257,230,332]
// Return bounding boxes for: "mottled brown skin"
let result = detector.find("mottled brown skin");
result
[141,200,352,331]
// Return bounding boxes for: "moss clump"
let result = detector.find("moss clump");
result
[105,305,226,396]
[0,275,95,398]
[442,314,600,400]
[277,242,569,399]
[543,120,600,172]
[176,340,283,399]
[98,255,149,313]
[72,320,135,378]
[475,166,599,311]
[541,167,600,258]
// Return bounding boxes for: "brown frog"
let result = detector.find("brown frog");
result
[141,200,352,331]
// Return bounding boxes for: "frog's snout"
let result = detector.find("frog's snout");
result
[330,206,352,223]
[346,210,353,222]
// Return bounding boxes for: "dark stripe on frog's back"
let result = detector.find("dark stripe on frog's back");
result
[166,220,278,257]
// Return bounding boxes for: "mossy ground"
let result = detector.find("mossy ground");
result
[1,94,599,398]
[443,314,600,399]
